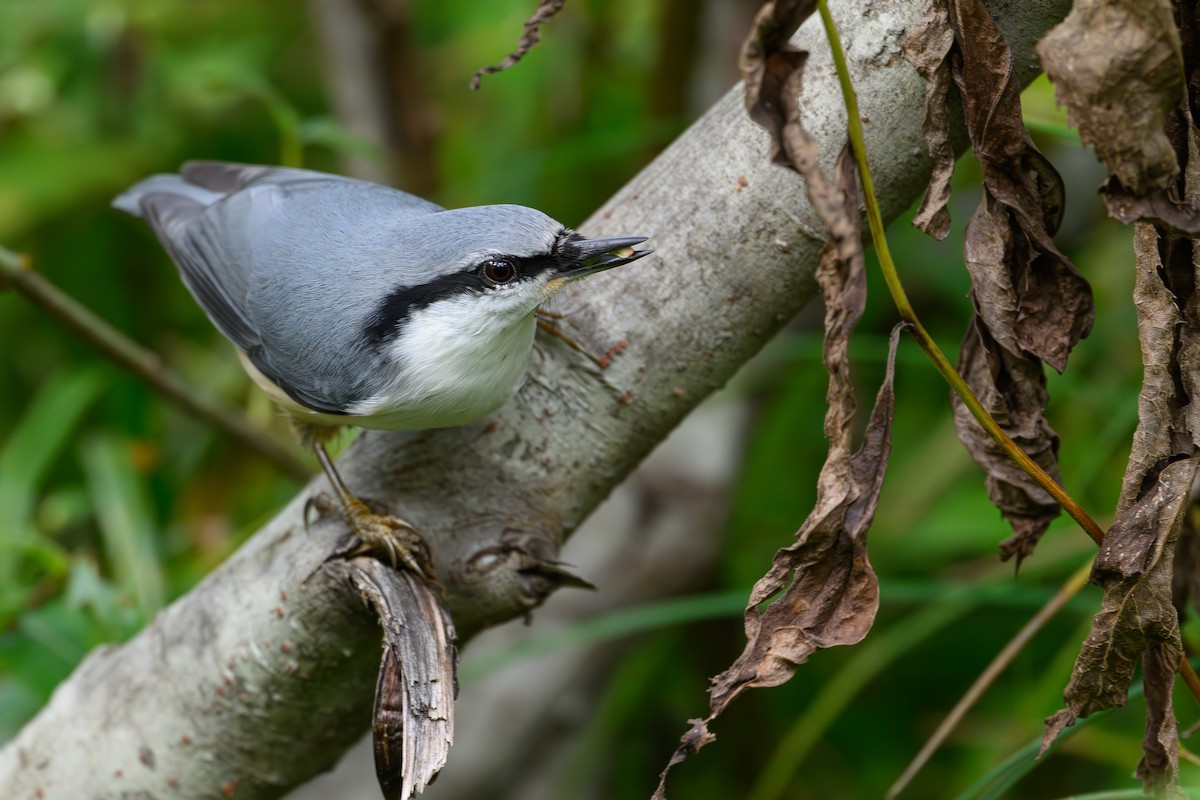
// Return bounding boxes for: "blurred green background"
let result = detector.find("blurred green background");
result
[0,0,1188,798]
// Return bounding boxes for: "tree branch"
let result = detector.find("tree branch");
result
[0,0,1070,797]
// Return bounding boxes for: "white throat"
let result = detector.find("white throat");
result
[347,293,539,430]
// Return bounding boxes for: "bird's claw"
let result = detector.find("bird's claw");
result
[342,497,433,579]
[311,492,437,584]
[304,492,338,528]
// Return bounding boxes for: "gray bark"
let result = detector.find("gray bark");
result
[0,0,1070,797]
[288,399,747,800]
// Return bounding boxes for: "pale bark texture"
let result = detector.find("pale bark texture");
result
[289,400,747,800]
[0,0,1070,797]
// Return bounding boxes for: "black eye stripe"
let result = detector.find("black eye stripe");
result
[362,230,583,347]
[363,253,548,346]
[363,272,480,346]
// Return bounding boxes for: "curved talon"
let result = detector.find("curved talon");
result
[304,492,337,529]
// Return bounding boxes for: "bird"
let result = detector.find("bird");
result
[114,161,651,576]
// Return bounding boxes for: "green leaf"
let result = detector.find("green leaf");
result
[80,433,163,618]
[0,368,104,591]
[460,592,745,685]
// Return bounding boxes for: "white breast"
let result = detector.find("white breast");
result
[346,295,538,431]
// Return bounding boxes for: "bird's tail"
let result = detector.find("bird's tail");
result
[112,174,225,218]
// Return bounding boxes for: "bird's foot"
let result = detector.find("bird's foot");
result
[307,493,436,582]
[536,313,624,368]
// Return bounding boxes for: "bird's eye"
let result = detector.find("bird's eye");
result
[482,258,517,284]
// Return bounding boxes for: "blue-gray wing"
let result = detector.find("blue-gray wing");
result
[114,161,443,413]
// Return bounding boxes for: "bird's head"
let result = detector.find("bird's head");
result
[363,205,651,345]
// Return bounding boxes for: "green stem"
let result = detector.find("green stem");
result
[885,558,1093,800]
[815,0,1104,547]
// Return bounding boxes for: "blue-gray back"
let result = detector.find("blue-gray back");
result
[117,163,447,412]
[116,161,565,414]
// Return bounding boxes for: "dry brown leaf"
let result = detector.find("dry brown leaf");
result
[1139,643,1184,798]
[654,147,892,796]
[739,0,817,133]
[951,316,1061,563]
[1120,226,1195,502]
[948,0,1091,369]
[1038,0,1183,197]
[739,0,856,270]
[1038,0,1191,236]
[738,0,857,316]
[901,0,956,240]
[908,0,1094,563]
[653,316,897,799]
[1103,180,1200,235]
[1040,457,1191,795]
[470,0,568,90]
[1041,225,1194,797]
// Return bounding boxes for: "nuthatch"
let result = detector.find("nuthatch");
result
[115,161,650,575]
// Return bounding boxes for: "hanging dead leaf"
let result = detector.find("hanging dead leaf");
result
[1103,180,1200,235]
[740,0,817,153]
[901,0,956,240]
[1039,0,1190,235]
[902,0,1094,563]
[948,0,1091,369]
[1119,226,1194,501]
[654,148,894,796]
[1041,225,1194,797]
[739,1,857,268]
[950,317,1061,563]
[1040,457,1191,796]
[1139,643,1184,798]
[1038,0,1183,197]
[738,0,857,272]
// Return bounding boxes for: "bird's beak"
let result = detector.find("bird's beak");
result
[559,236,653,279]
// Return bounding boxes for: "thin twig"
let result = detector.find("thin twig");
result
[815,0,1104,547]
[885,559,1093,799]
[0,245,311,482]
[470,0,567,90]
[1179,656,1200,711]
